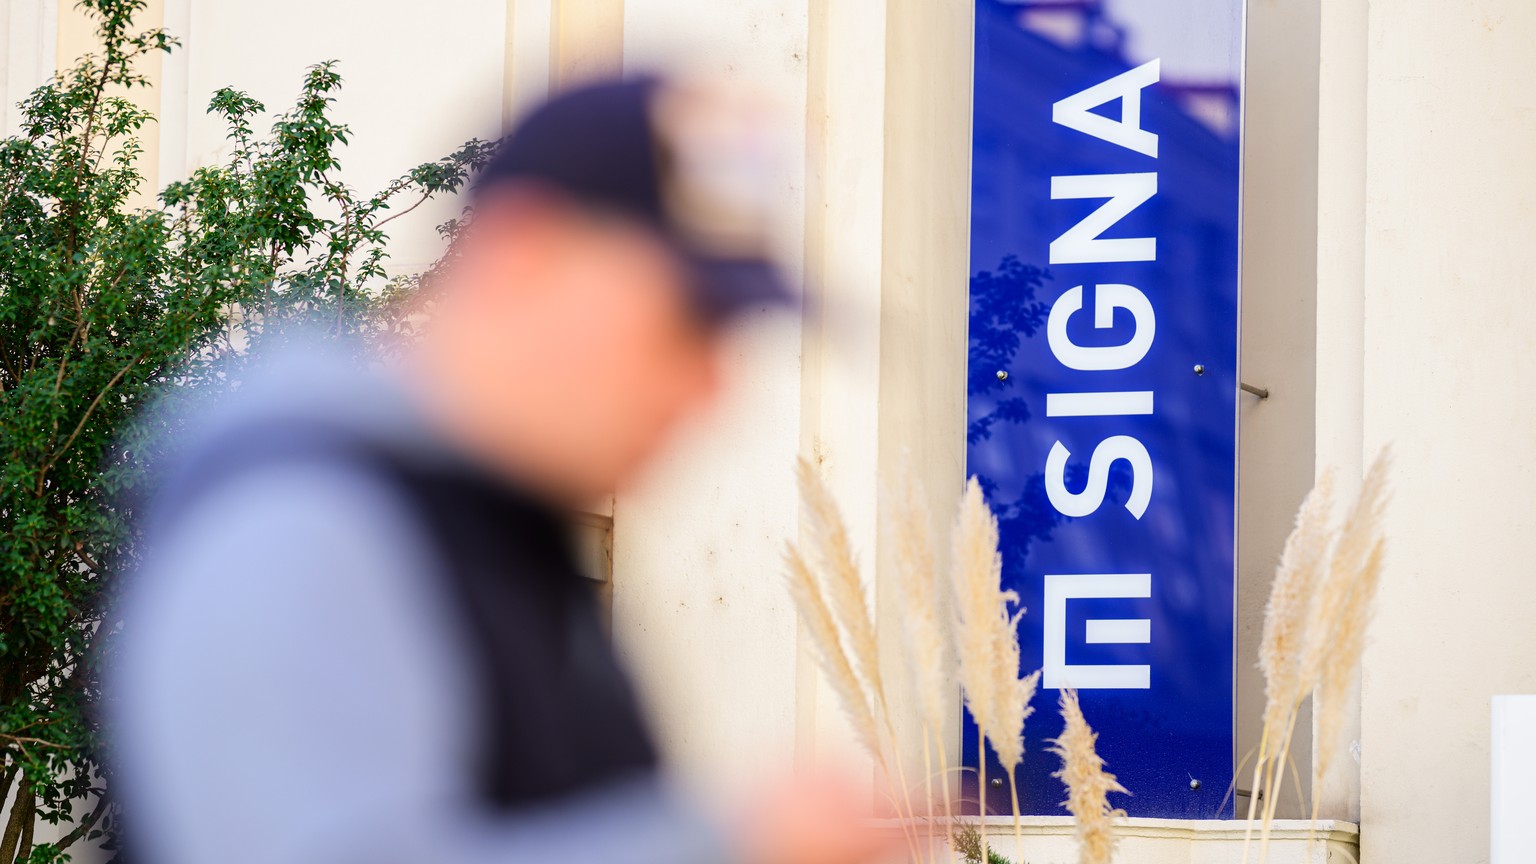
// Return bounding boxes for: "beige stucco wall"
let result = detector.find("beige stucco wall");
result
[1351,0,1536,860]
[54,0,163,199]
[0,0,57,135]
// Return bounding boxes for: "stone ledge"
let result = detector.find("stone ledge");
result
[977,815,1358,840]
[884,817,1360,864]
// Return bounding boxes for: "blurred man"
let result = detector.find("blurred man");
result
[113,79,889,864]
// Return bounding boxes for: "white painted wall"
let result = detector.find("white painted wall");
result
[610,0,812,796]
[166,0,506,270]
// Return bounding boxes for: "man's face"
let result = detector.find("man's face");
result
[434,194,724,498]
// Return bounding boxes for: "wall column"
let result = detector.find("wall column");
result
[1236,0,1322,819]
[1358,1,1536,859]
[1311,0,1368,825]
[873,0,973,785]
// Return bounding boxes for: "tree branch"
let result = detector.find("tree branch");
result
[71,543,103,576]
[55,795,108,851]
[371,188,433,231]
[0,734,65,752]
[15,802,31,864]
[318,172,356,333]
[0,764,16,819]
[0,777,31,864]
[35,353,143,496]
[64,37,122,265]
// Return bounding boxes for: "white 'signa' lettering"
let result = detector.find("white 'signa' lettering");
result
[1039,61,1163,691]
[1046,283,1156,371]
[1044,436,1152,519]
[1044,574,1152,690]
[1049,173,1157,265]
[1052,59,1161,157]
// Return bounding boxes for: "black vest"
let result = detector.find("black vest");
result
[157,422,660,810]
[386,451,659,807]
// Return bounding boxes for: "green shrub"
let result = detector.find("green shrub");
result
[0,1,490,859]
[951,822,1022,864]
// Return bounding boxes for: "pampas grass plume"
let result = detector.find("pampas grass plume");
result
[1258,470,1335,736]
[784,544,882,761]
[1050,689,1127,864]
[788,457,944,862]
[795,458,884,705]
[1247,448,1391,860]
[891,458,953,740]
[950,477,1031,771]
[1310,449,1391,776]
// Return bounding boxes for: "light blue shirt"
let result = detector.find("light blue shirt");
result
[111,343,730,864]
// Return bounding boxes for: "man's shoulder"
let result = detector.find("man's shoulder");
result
[137,454,435,610]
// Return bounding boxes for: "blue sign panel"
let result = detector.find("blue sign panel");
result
[964,0,1243,818]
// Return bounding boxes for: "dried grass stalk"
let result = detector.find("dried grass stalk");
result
[892,458,953,740]
[788,458,925,861]
[1050,689,1127,864]
[1258,469,1335,734]
[1309,449,1391,778]
[784,545,882,761]
[796,458,884,705]
[891,457,958,837]
[1315,541,1382,775]
[1246,449,1391,862]
[950,478,1032,771]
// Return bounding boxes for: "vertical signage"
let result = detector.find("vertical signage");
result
[965,0,1244,818]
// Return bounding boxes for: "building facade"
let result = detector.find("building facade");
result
[3,0,1534,860]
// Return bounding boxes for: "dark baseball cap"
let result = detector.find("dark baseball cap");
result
[471,77,796,327]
